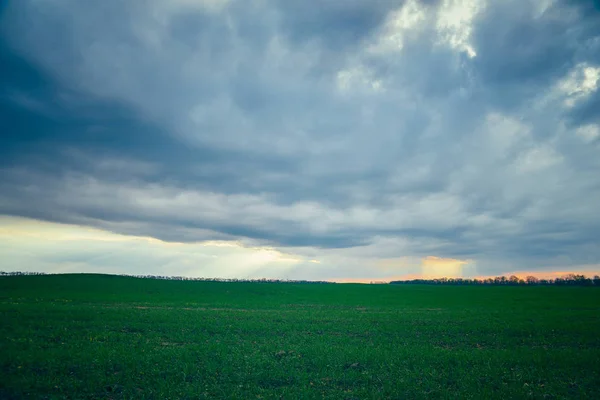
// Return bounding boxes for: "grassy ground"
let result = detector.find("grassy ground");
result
[1,274,599,399]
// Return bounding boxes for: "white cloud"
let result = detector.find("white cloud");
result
[367,0,427,54]
[557,63,600,108]
[514,145,563,173]
[532,0,557,17]
[436,0,484,58]
[336,65,384,93]
[576,124,600,143]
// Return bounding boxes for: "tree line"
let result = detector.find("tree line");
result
[0,271,334,284]
[3,271,600,286]
[124,275,335,284]
[390,274,600,286]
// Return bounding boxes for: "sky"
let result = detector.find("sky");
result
[1,0,600,282]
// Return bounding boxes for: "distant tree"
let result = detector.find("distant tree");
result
[574,274,593,286]
[564,274,577,285]
[526,276,539,285]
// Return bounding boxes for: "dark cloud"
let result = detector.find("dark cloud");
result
[470,0,600,112]
[473,5,573,84]
[568,90,600,126]
[275,0,399,50]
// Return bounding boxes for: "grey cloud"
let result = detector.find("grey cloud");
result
[1,0,600,277]
[470,0,600,111]
[275,0,403,51]
[568,90,600,126]
[473,4,574,84]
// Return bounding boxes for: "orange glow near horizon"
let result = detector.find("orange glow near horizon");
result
[333,256,474,283]
[421,256,470,278]
[331,269,600,284]
[474,269,600,281]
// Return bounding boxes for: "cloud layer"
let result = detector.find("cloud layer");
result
[1,0,599,279]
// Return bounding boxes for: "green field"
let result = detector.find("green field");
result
[1,274,599,399]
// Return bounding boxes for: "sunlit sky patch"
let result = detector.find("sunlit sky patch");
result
[1,0,599,281]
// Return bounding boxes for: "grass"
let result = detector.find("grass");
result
[1,274,599,399]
